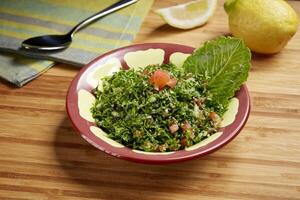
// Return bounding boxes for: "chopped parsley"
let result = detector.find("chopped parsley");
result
[91,64,222,152]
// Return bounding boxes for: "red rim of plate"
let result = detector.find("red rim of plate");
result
[66,43,251,164]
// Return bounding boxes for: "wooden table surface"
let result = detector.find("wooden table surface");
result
[1,0,300,199]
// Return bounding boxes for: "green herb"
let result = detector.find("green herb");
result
[183,36,251,113]
[91,64,221,152]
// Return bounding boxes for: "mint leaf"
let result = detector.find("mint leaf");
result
[183,36,251,107]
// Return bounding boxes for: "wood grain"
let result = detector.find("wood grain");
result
[1,0,300,199]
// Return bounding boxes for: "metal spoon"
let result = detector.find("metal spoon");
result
[21,0,138,51]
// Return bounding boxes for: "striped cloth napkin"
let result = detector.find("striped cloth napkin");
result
[0,0,153,86]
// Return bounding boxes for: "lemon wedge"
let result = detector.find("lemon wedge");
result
[155,0,218,29]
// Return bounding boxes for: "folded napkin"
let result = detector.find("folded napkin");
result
[0,0,153,86]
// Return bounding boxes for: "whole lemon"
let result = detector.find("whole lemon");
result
[224,0,299,54]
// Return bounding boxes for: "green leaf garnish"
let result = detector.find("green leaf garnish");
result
[183,36,251,108]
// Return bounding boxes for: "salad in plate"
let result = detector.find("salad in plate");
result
[91,36,251,152]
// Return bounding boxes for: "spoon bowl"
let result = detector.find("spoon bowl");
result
[22,34,72,50]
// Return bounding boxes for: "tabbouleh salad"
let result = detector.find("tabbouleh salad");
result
[91,37,251,152]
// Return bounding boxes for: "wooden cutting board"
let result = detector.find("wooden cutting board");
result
[0,0,299,199]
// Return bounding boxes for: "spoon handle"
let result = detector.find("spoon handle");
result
[69,0,139,37]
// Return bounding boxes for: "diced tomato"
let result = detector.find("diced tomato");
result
[166,78,177,88]
[193,97,204,107]
[209,112,220,123]
[169,123,179,134]
[142,69,150,75]
[180,137,187,147]
[181,121,191,132]
[149,70,170,90]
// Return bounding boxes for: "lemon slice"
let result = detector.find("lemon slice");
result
[155,0,218,29]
